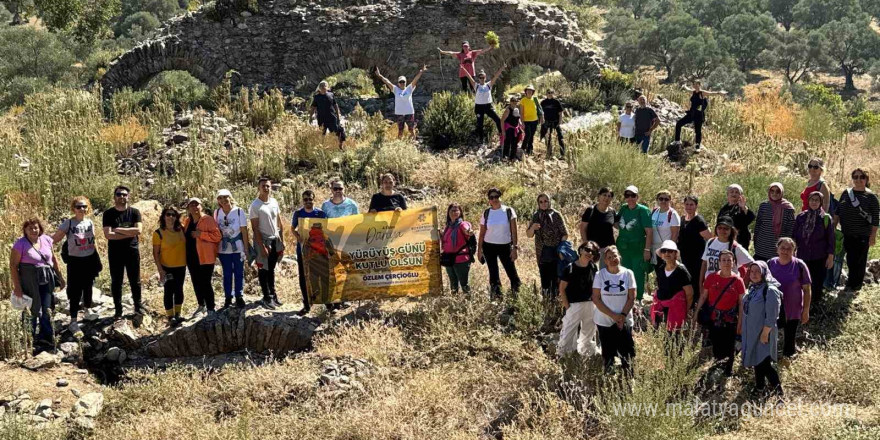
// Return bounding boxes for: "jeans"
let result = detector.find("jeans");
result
[108,246,142,314]
[538,260,558,299]
[597,324,635,375]
[162,265,186,314]
[445,262,471,294]
[259,239,280,299]
[188,261,216,311]
[28,282,54,347]
[634,134,651,154]
[475,104,501,140]
[675,111,704,145]
[522,120,539,154]
[218,253,244,298]
[708,324,737,375]
[824,254,845,290]
[483,242,521,298]
[540,121,565,157]
[754,356,782,393]
[844,235,870,290]
[66,255,95,319]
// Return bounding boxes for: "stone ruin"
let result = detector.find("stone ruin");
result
[101,0,608,98]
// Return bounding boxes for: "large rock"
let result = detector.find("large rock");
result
[146,308,319,358]
[109,320,139,347]
[72,393,104,418]
[22,351,59,371]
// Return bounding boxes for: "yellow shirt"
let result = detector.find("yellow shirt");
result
[152,229,186,268]
[520,97,539,122]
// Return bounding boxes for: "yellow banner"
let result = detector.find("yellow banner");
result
[298,206,443,303]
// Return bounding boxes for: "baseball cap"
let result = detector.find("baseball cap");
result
[625,185,639,195]
[216,189,232,198]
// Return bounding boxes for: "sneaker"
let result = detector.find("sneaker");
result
[262,297,276,310]
[221,297,232,310]
[113,311,123,320]
[235,296,246,308]
[272,295,284,307]
[191,305,206,318]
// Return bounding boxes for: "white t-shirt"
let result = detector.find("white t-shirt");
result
[618,113,635,138]
[475,81,493,105]
[480,205,517,245]
[700,238,753,278]
[215,207,247,254]
[248,197,280,238]
[393,85,415,115]
[651,208,681,247]
[592,268,637,327]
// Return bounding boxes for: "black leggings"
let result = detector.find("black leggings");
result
[188,261,216,311]
[675,111,704,145]
[297,247,310,309]
[475,104,501,139]
[844,235,870,291]
[503,127,519,160]
[538,260,558,299]
[460,77,472,92]
[540,121,565,157]
[109,246,141,314]
[66,255,96,319]
[162,266,186,312]
[523,120,540,154]
[779,317,800,357]
[483,242,521,297]
[597,324,635,375]
[804,257,827,305]
[708,324,737,375]
[259,240,280,299]
[754,356,782,393]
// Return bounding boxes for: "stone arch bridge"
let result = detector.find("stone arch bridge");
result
[101,0,607,98]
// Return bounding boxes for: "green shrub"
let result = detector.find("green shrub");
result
[323,68,377,99]
[791,83,845,116]
[849,110,880,132]
[420,91,478,149]
[867,124,880,150]
[706,63,746,97]
[598,68,634,100]
[0,303,31,360]
[108,87,149,122]
[145,70,209,111]
[566,83,603,112]
[507,64,544,89]
[798,104,845,144]
[0,76,52,109]
[234,86,287,133]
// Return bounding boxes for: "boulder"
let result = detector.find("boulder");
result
[72,393,104,418]
[59,342,82,363]
[23,351,59,371]
[131,200,162,238]
[35,399,53,418]
[109,321,139,347]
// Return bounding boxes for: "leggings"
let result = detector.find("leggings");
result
[460,77,472,92]
[804,257,827,305]
[475,104,501,139]
[483,242,521,298]
[538,259,558,299]
[708,324,737,375]
[675,111,704,145]
[297,247,310,309]
[779,316,800,357]
[162,265,186,313]
[540,121,565,157]
[754,356,782,393]
[188,261,216,310]
[109,246,142,314]
[522,120,539,154]
[503,127,519,160]
[445,262,471,294]
[844,235,870,291]
[597,324,635,375]
[66,255,95,319]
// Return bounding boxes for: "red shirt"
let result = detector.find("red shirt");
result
[456,50,482,78]
[703,272,745,312]
[800,180,823,211]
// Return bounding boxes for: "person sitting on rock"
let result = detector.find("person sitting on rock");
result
[310,81,346,150]
[437,41,494,92]
[374,65,427,139]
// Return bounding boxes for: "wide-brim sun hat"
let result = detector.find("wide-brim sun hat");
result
[656,239,679,257]
[524,84,536,91]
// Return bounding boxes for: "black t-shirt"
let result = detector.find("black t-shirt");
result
[540,98,563,122]
[634,107,658,136]
[562,261,598,303]
[369,192,408,212]
[185,220,199,266]
[102,207,142,251]
[312,92,338,122]
[654,264,692,301]
[581,205,616,248]
[677,214,708,264]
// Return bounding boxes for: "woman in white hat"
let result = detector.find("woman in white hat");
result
[215,189,250,309]
[650,240,693,331]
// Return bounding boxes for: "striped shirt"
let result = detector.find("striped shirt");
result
[837,189,880,237]
[752,201,795,260]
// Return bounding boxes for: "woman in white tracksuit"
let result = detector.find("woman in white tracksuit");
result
[557,241,601,357]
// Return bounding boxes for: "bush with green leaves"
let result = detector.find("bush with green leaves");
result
[144,70,209,110]
[0,25,75,108]
[705,63,746,97]
[566,84,603,112]
[420,91,480,150]
[507,64,544,89]
[790,83,845,116]
[322,68,377,99]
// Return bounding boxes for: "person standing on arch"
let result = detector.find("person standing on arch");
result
[310,81,346,150]
[375,65,428,139]
[438,41,494,92]
[671,80,727,151]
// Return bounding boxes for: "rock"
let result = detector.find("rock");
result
[71,389,81,398]
[23,351,59,371]
[59,342,82,363]
[240,11,252,17]
[110,321,138,347]
[57,379,69,387]
[171,133,189,144]
[106,347,127,363]
[72,416,96,430]
[84,312,100,322]
[72,393,104,418]
[35,399,53,418]
[27,415,49,424]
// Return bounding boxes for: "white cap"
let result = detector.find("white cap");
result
[397,76,407,82]
[217,189,232,198]
[656,240,679,257]
[625,185,639,195]
[187,197,202,206]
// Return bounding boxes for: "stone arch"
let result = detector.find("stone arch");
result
[101,0,608,99]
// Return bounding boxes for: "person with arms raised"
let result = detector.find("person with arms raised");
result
[437,41,493,92]
[374,65,427,139]
[464,64,506,143]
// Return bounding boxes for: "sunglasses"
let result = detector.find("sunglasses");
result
[660,249,675,254]
[332,187,344,191]
[115,192,129,197]
[164,213,177,217]
[808,164,821,170]
[74,205,88,210]
[657,197,670,202]
[624,193,637,198]
[853,175,867,180]
[303,198,313,202]
[488,195,500,200]
[398,81,405,84]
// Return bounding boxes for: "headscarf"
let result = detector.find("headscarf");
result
[802,191,825,241]
[747,261,781,290]
[768,182,795,236]
[536,193,557,226]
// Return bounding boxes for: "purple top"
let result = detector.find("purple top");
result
[767,257,811,320]
[792,211,834,261]
[13,235,55,267]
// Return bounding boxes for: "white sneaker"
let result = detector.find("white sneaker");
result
[695,143,702,150]
[191,305,206,318]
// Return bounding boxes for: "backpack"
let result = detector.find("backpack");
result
[60,226,71,264]
[483,206,513,228]
[651,207,674,224]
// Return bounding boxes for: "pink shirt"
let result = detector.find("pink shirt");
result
[442,221,472,264]
[13,235,55,267]
[456,50,482,78]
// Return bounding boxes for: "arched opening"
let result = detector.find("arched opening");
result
[144,70,211,110]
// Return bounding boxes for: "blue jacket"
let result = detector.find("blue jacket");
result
[556,241,577,277]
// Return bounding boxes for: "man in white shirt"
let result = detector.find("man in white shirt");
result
[477,187,521,298]
[464,64,506,143]
[248,177,285,309]
[374,65,427,139]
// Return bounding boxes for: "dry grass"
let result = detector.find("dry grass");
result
[99,117,149,152]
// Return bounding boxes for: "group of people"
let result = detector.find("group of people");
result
[10,172,416,353]
[438,159,878,399]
